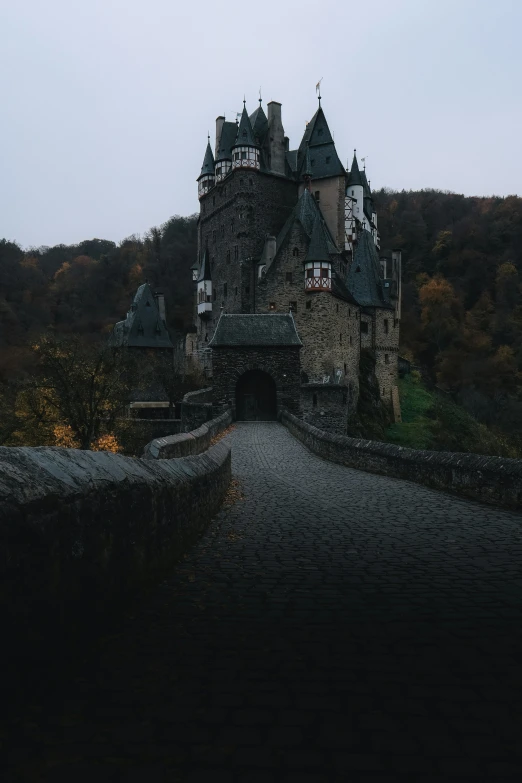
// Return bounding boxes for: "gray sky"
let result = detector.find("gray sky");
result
[1,0,521,249]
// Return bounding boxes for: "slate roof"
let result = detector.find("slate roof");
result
[331,272,359,305]
[233,105,258,148]
[198,141,215,179]
[286,150,298,174]
[249,104,268,144]
[346,230,393,309]
[209,313,302,347]
[295,107,346,180]
[347,153,363,187]
[275,188,339,256]
[305,215,331,263]
[215,121,237,161]
[197,248,211,282]
[360,169,374,221]
[108,283,174,349]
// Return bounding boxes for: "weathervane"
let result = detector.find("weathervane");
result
[316,77,323,106]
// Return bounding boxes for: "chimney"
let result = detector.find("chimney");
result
[267,101,285,175]
[154,291,166,323]
[215,115,225,158]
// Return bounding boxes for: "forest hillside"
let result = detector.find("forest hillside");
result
[1,189,521,451]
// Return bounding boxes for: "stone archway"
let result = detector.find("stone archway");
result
[236,369,277,421]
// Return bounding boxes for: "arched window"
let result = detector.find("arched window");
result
[312,394,317,407]
[293,247,299,257]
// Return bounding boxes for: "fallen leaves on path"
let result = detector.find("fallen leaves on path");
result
[210,424,235,446]
[223,478,244,507]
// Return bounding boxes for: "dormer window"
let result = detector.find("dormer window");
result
[318,128,323,136]
[292,247,299,257]
[326,156,331,164]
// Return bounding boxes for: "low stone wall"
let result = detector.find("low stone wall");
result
[181,402,214,432]
[143,409,233,460]
[0,440,231,652]
[182,387,213,403]
[115,417,182,456]
[282,410,522,511]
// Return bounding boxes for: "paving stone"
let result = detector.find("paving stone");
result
[4,422,522,780]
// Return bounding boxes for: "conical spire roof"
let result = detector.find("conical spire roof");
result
[198,140,215,179]
[296,105,345,180]
[197,248,211,282]
[347,152,363,187]
[233,104,258,148]
[305,215,331,263]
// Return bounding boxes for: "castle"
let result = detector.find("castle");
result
[188,96,402,432]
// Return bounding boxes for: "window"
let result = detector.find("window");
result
[231,218,235,231]
[385,354,389,364]
[339,333,342,344]
[351,190,354,196]
[313,394,317,407]
[286,272,292,283]
[289,301,297,312]
[205,333,208,342]
[382,388,385,396]
[350,335,353,346]
[226,250,230,264]
[223,283,227,298]
[318,128,323,136]
[212,230,216,242]
[234,246,238,260]
[336,304,339,313]
[384,319,389,335]
[269,302,276,310]
[245,286,250,295]
[239,212,243,220]
[355,265,361,273]
[361,322,368,334]
[342,392,347,406]
[212,197,215,206]
[292,247,299,257]
[326,156,331,164]
[344,363,347,373]
[306,299,311,310]
[349,309,351,317]
[315,191,320,202]
[249,178,253,186]
[235,287,238,296]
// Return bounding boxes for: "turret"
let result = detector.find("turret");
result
[232,102,260,171]
[197,138,215,199]
[197,249,212,319]
[346,151,364,226]
[304,216,332,292]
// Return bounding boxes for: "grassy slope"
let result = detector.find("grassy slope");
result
[385,374,518,457]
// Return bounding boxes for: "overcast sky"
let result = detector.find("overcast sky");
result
[1,0,521,249]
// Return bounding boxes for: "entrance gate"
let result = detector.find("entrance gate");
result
[236,370,277,421]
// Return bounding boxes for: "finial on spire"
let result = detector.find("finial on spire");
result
[315,77,323,106]
[243,95,246,107]
[362,156,366,170]
[259,86,262,105]
[207,131,210,143]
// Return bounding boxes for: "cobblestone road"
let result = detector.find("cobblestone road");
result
[6,423,522,782]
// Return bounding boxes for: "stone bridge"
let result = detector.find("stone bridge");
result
[4,422,522,780]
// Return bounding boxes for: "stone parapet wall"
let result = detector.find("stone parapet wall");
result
[282,410,522,511]
[143,410,232,459]
[182,387,213,403]
[0,440,231,649]
[115,418,182,456]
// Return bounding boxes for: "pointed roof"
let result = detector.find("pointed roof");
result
[346,230,392,309]
[198,140,215,179]
[197,248,211,282]
[215,121,237,162]
[249,104,268,143]
[296,106,345,180]
[108,283,174,349]
[233,105,258,148]
[273,188,339,263]
[305,215,331,263]
[347,153,363,188]
[360,168,371,197]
